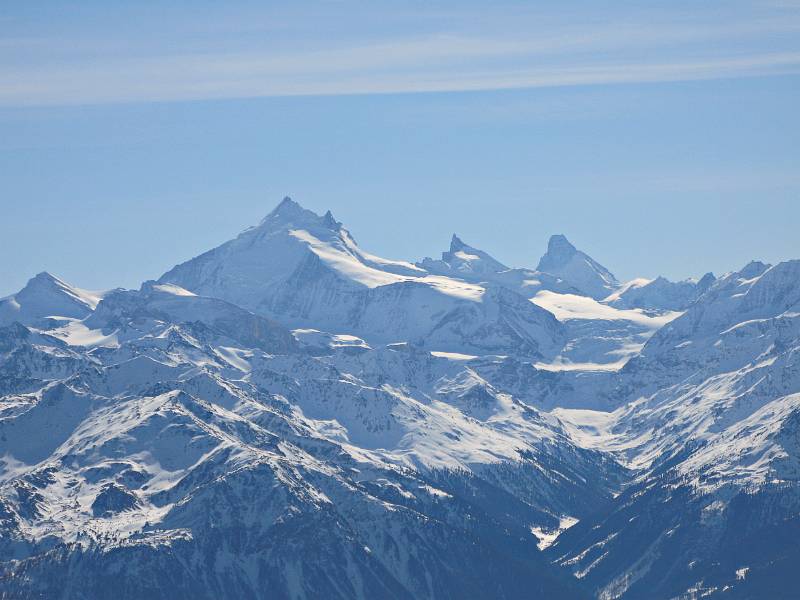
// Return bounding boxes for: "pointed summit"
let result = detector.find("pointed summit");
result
[0,272,100,325]
[418,234,508,276]
[161,196,401,308]
[536,234,618,300]
[537,235,578,271]
[18,272,101,309]
[276,196,299,212]
[322,210,341,230]
[262,196,308,222]
[259,197,341,233]
[696,272,716,294]
[449,234,466,253]
[28,271,61,286]
[738,260,770,280]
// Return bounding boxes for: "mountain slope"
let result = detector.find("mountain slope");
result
[0,272,103,326]
[536,235,619,300]
[0,277,616,599]
[159,198,566,359]
[609,272,716,311]
[547,259,800,598]
[420,234,510,277]
[2,198,799,599]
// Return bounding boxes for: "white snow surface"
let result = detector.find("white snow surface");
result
[531,516,579,550]
[43,318,120,348]
[2,198,799,600]
[532,290,681,328]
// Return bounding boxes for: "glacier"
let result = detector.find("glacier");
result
[0,197,798,599]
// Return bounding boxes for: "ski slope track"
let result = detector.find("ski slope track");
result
[0,198,798,599]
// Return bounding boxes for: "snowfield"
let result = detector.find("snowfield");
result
[0,198,798,599]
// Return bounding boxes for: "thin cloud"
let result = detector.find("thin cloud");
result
[3,15,800,107]
[3,50,800,107]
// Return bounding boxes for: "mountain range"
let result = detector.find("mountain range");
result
[0,197,797,599]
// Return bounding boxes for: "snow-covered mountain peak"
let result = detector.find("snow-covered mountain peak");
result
[0,271,102,326]
[157,202,572,357]
[27,270,62,287]
[4,200,800,599]
[608,271,718,311]
[741,259,800,312]
[446,235,508,272]
[697,271,716,289]
[158,198,356,310]
[23,272,99,306]
[260,195,307,221]
[449,233,466,253]
[322,209,341,230]
[536,234,619,300]
[420,234,509,278]
[538,234,577,268]
[256,196,341,234]
[736,259,771,281]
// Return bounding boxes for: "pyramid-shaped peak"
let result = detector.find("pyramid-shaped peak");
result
[278,196,297,208]
[264,196,306,219]
[322,210,341,230]
[19,272,79,298]
[436,234,508,274]
[449,234,466,253]
[536,234,618,299]
[1,271,98,325]
[537,235,582,273]
[27,271,62,286]
[697,272,716,289]
[546,234,577,256]
[259,197,339,231]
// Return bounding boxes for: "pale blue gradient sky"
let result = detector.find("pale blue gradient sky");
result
[1,1,799,295]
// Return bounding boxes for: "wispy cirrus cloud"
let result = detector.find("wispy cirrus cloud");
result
[2,5,800,106]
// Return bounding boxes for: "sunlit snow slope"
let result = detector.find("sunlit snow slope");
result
[0,197,797,600]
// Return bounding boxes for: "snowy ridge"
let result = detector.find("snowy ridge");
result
[159,199,565,359]
[0,197,798,599]
[0,272,105,326]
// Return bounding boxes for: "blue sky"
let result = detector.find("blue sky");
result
[2,1,799,296]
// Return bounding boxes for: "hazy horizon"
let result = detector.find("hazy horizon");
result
[2,193,793,298]
[2,1,799,295]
